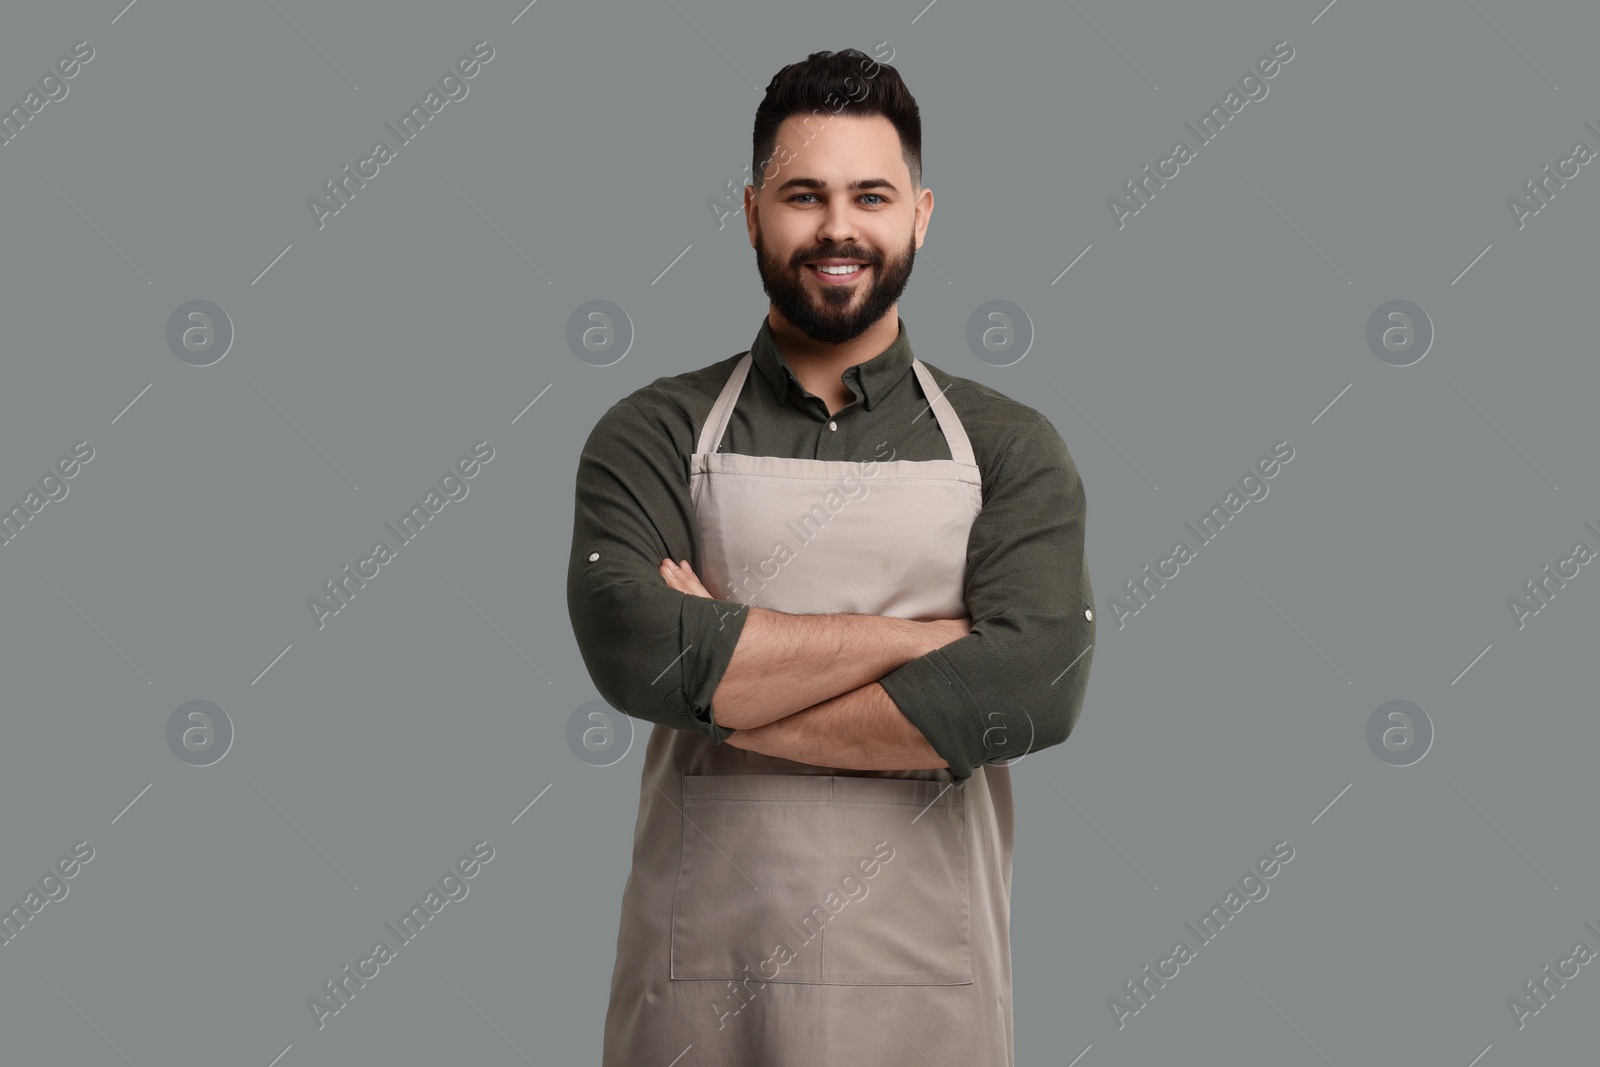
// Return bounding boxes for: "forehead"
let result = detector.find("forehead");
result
[769,113,908,182]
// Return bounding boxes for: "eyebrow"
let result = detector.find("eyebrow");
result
[773,177,901,196]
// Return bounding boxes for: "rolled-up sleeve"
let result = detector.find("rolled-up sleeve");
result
[877,411,1096,780]
[566,395,748,742]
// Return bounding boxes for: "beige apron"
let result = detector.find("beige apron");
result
[602,352,1015,1065]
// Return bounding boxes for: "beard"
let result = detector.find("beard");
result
[754,224,916,345]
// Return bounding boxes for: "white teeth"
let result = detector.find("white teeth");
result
[815,264,862,275]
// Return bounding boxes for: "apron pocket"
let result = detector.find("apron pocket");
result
[670,774,972,986]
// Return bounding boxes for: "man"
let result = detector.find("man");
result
[566,47,1095,1065]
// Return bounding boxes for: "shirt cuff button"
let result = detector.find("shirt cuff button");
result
[587,552,600,562]
[1084,607,1094,620]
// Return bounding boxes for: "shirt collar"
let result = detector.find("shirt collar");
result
[748,315,916,412]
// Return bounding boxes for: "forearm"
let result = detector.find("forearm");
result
[710,609,947,730]
[723,680,948,770]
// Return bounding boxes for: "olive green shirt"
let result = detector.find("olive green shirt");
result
[565,315,1095,781]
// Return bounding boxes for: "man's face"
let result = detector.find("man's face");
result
[746,114,933,345]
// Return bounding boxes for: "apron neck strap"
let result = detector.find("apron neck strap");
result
[912,359,976,468]
[693,351,977,468]
[695,352,754,455]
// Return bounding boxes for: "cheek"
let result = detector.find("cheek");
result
[760,223,808,260]
[872,218,916,252]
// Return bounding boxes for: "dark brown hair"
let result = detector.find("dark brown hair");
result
[751,48,922,192]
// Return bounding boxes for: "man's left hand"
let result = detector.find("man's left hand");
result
[659,557,712,598]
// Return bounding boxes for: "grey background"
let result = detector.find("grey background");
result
[1,0,1595,1064]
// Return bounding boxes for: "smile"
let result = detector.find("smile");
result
[806,263,869,285]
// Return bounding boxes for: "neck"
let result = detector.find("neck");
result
[766,307,899,413]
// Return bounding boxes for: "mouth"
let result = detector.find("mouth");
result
[805,262,870,286]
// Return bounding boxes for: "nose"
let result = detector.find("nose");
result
[815,198,859,246]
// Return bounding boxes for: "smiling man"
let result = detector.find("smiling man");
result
[567,47,1096,1066]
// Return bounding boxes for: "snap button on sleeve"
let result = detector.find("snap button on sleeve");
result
[588,551,600,562]
[1084,607,1094,620]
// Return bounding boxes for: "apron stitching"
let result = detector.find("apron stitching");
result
[823,775,833,977]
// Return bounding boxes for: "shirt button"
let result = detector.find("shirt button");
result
[828,420,837,431]
[588,552,600,562]
[1084,607,1094,620]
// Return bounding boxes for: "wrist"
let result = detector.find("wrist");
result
[900,617,947,661]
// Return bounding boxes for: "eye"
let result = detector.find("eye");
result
[786,193,889,205]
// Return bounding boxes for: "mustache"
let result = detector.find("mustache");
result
[792,249,880,267]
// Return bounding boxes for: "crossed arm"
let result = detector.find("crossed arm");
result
[657,557,966,770]
[568,394,1094,779]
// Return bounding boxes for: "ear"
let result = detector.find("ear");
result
[744,184,759,248]
[912,185,934,249]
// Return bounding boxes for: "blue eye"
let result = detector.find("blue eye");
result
[787,193,888,205]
